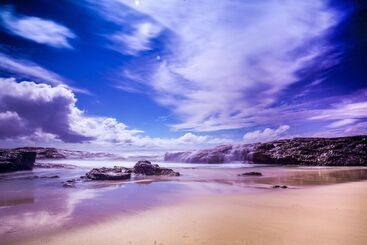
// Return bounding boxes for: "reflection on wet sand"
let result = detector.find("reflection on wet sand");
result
[0,197,34,207]
[258,168,367,186]
[1,166,367,243]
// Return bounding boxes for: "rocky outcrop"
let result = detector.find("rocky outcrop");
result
[1,147,119,160]
[8,147,66,159]
[164,135,367,166]
[83,161,180,181]
[85,167,132,181]
[133,160,180,176]
[251,136,367,166]
[0,151,36,172]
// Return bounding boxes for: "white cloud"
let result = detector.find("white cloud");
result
[110,22,162,55]
[309,97,367,132]
[0,8,75,48]
[243,125,290,143]
[105,0,342,132]
[327,119,359,128]
[0,52,64,85]
[0,77,230,150]
[0,77,91,142]
[310,101,367,121]
[0,52,91,95]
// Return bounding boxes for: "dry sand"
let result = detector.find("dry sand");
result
[17,180,367,245]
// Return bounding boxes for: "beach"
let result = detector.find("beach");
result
[2,164,367,245]
[12,181,367,245]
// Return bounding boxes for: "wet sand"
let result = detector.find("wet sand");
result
[10,181,367,245]
[2,166,367,245]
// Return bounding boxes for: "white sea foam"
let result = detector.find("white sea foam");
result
[164,144,255,163]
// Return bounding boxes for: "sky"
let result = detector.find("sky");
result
[0,0,366,153]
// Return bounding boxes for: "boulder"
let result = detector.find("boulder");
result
[238,171,262,176]
[0,151,36,173]
[133,160,180,176]
[85,166,132,180]
[272,185,288,189]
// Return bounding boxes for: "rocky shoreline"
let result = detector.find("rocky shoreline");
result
[1,135,366,173]
[164,135,367,166]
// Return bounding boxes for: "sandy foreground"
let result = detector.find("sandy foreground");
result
[17,181,367,245]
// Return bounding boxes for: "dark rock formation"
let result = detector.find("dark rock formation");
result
[164,135,367,166]
[83,161,180,181]
[251,136,367,166]
[272,185,288,189]
[9,147,66,159]
[238,171,262,176]
[0,151,36,172]
[1,147,119,160]
[85,166,132,181]
[40,175,60,179]
[133,160,180,176]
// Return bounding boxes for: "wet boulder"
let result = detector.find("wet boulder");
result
[0,151,36,173]
[238,171,263,176]
[133,160,180,176]
[85,166,132,180]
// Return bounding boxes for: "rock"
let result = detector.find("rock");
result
[40,175,60,179]
[85,166,132,180]
[62,179,77,187]
[82,161,180,181]
[1,147,119,160]
[272,185,288,189]
[164,135,367,166]
[238,171,262,176]
[0,151,36,173]
[252,136,367,166]
[133,160,180,176]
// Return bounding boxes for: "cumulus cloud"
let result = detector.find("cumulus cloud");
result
[243,125,290,143]
[0,78,92,142]
[0,7,75,48]
[0,78,230,149]
[0,111,27,138]
[111,0,342,132]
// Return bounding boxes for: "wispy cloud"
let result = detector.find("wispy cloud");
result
[0,52,91,94]
[0,52,65,85]
[0,7,75,48]
[104,0,343,132]
[109,22,162,55]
